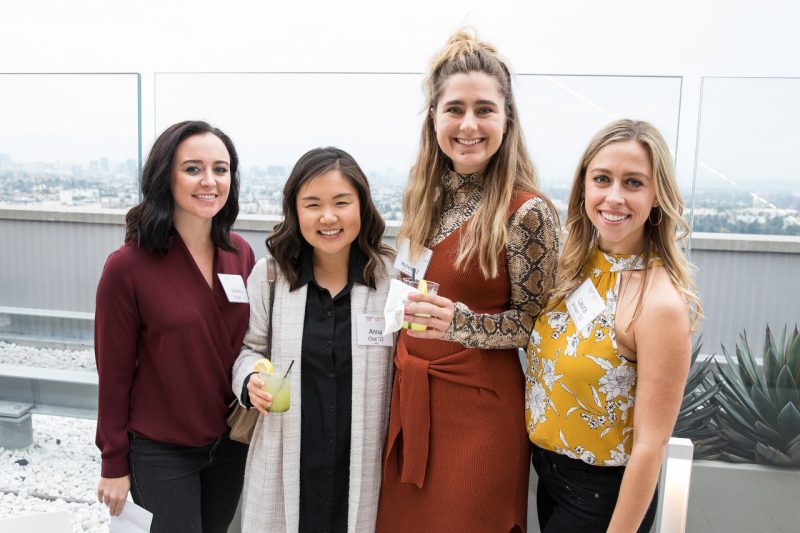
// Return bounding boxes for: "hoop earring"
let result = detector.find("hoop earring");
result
[649,207,663,225]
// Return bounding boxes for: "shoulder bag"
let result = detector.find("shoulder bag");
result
[227,256,277,444]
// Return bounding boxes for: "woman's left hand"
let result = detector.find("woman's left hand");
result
[404,292,456,340]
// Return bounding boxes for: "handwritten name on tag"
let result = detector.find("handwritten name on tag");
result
[357,314,394,347]
[565,278,605,333]
[393,238,433,279]
[217,274,249,303]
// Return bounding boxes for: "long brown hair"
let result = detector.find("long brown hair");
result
[125,120,240,254]
[548,119,702,329]
[398,29,557,279]
[267,147,394,287]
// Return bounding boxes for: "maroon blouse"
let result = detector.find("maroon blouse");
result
[94,232,255,478]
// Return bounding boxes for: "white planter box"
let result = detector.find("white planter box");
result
[686,459,800,533]
[526,459,799,533]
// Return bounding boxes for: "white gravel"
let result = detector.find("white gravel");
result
[1,341,108,531]
[0,414,109,531]
[0,341,96,372]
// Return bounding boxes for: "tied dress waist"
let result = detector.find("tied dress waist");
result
[384,338,501,488]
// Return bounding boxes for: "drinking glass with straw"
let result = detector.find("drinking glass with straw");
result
[260,360,294,413]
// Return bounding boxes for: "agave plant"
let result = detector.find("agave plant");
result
[711,325,800,467]
[674,337,725,459]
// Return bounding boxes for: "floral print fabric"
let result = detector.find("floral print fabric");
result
[525,249,657,466]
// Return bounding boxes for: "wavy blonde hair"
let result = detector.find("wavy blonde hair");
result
[548,119,702,329]
[398,29,556,279]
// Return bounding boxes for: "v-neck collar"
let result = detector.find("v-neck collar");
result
[173,231,219,292]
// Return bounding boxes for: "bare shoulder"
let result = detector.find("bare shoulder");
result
[637,266,690,338]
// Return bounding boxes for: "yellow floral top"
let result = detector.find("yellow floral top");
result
[525,249,660,466]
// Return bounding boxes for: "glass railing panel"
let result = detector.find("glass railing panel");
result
[0,73,141,210]
[678,77,800,533]
[691,77,800,237]
[0,73,140,345]
[515,75,683,219]
[154,72,424,221]
[690,76,800,351]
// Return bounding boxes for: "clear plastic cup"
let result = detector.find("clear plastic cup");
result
[400,275,440,331]
[260,365,291,413]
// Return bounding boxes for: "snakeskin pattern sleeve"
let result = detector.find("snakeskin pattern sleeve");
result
[442,196,560,349]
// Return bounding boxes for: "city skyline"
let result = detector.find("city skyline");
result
[2,153,798,235]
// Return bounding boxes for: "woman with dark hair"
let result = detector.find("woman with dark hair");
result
[95,120,255,533]
[231,147,395,532]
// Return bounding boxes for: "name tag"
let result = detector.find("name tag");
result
[357,314,394,347]
[217,274,249,303]
[393,238,433,279]
[565,278,604,332]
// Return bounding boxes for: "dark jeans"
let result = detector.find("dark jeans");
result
[128,429,248,533]
[532,445,657,533]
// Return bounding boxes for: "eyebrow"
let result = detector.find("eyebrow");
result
[180,159,230,165]
[441,99,499,107]
[300,192,355,201]
[589,167,650,179]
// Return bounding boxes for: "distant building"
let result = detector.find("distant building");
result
[267,165,286,177]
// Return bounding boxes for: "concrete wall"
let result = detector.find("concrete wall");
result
[1,206,797,351]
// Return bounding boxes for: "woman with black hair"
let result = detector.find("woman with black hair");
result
[232,147,395,532]
[94,120,255,533]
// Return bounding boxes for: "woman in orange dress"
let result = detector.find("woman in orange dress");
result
[376,31,559,532]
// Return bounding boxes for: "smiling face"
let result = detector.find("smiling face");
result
[296,169,361,266]
[584,140,658,255]
[433,71,507,175]
[170,132,231,227]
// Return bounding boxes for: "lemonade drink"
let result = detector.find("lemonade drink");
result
[261,371,291,413]
[400,277,440,331]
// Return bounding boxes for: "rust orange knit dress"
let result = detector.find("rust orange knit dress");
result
[376,193,534,533]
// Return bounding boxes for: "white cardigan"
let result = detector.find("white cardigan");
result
[231,257,394,533]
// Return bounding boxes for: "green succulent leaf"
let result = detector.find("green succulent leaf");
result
[718,409,758,440]
[735,333,759,388]
[788,436,800,459]
[717,379,763,426]
[689,337,702,365]
[715,356,756,409]
[748,385,777,426]
[722,451,752,463]
[683,326,800,467]
[682,385,720,413]
[775,402,800,442]
[755,442,794,467]
[776,326,787,363]
[774,367,800,409]
[753,420,783,447]
[786,327,800,383]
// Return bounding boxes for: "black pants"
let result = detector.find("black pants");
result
[128,430,248,533]
[532,445,657,533]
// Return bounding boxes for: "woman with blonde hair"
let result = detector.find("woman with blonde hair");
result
[525,119,702,532]
[377,30,559,532]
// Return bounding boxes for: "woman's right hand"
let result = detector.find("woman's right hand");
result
[97,475,130,516]
[247,373,273,415]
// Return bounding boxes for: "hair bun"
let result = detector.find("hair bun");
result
[441,28,498,59]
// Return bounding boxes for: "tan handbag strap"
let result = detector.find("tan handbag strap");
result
[265,257,276,361]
